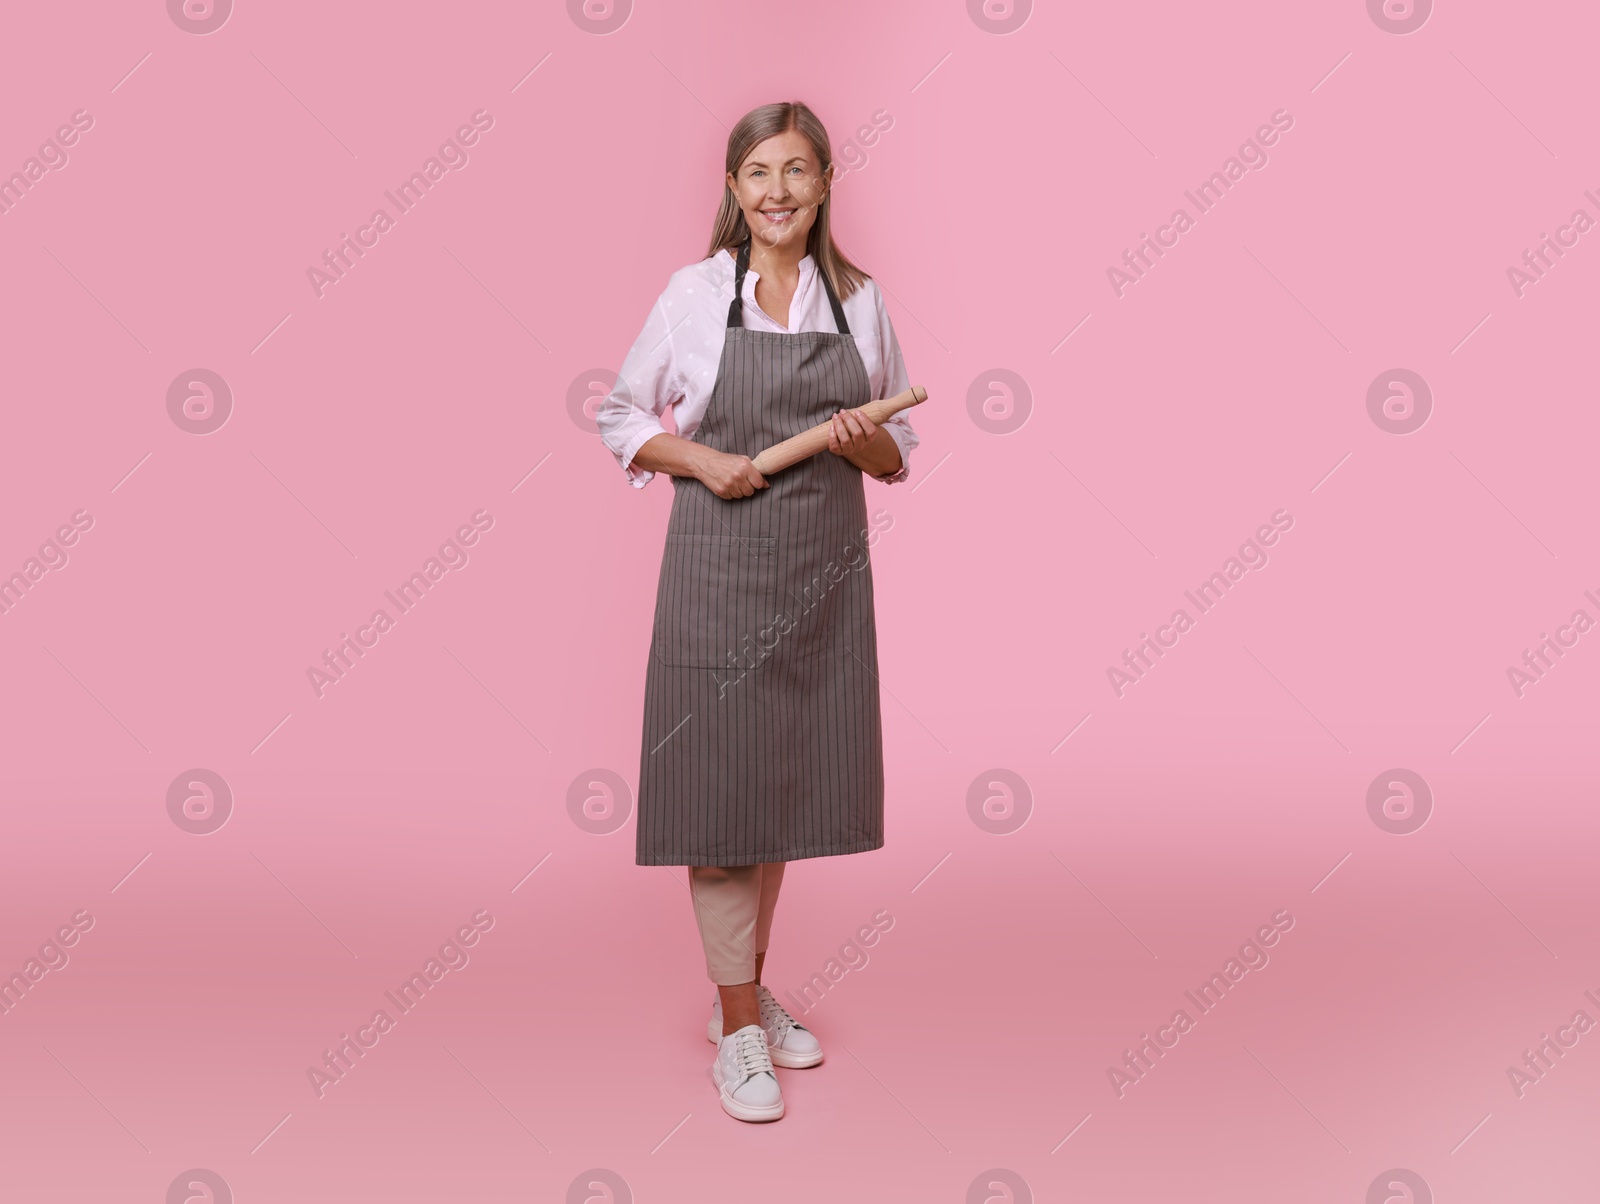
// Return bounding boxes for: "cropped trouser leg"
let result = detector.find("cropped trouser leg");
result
[687,862,787,986]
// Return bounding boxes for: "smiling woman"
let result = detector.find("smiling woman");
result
[595,100,922,1125]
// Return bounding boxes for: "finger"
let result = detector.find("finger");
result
[841,410,865,449]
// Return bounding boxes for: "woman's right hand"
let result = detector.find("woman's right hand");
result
[694,449,769,500]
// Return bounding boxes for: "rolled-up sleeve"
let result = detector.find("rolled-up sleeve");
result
[596,289,682,489]
[870,280,918,485]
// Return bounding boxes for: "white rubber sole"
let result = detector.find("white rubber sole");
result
[707,1018,824,1068]
[710,1061,784,1122]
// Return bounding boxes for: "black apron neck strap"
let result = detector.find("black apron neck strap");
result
[725,234,852,336]
[726,236,751,328]
[818,255,852,336]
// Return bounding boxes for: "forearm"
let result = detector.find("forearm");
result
[630,432,711,479]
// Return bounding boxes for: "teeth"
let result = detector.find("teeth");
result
[763,210,794,219]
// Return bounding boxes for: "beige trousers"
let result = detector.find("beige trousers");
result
[687,862,787,985]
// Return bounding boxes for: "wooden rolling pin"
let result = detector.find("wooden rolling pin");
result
[750,385,928,475]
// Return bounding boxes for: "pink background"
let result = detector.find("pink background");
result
[2,1,1596,1200]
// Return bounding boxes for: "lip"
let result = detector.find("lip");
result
[759,208,797,222]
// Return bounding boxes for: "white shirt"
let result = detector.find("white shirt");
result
[596,247,918,488]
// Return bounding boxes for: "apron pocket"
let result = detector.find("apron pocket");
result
[652,534,779,671]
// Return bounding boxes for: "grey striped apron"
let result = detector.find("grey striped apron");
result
[635,235,885,866]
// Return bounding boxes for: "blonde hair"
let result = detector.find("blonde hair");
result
[706,101,869,301]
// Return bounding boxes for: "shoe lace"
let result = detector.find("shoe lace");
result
[757,988,801,1038]
[731,1028,774,1080]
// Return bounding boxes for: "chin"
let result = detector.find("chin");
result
[751,220,808,248]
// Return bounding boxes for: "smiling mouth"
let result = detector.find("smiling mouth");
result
[760,208,797,223]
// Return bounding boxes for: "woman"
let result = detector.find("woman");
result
[597,101,918,1123]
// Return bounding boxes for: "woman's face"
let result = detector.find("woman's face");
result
[726,128,831,252]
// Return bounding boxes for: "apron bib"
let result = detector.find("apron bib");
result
[635,235,886,866]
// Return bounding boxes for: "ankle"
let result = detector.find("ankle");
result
[717,980,760,1034]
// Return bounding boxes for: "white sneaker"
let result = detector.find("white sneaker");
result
[711,1023,784,1122]
[707,984,824,1068]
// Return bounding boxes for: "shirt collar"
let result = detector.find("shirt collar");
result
[724,245,813,280]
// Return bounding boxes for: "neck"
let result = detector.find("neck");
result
[744,234,808,281]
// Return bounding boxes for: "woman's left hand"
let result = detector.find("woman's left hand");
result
[827,408,879,457]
